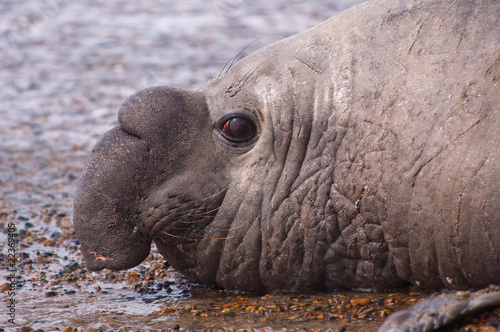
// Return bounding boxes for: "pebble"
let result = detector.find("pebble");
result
[43,239,56,246]
[350,298,372,306]
[2,0,500,331]
[19,327,33,332]
[124,271,142,281]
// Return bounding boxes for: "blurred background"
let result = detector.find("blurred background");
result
[1,1,371,330]
[1,0,367,211]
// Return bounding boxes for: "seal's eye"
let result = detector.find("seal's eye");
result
[219,114,257,143]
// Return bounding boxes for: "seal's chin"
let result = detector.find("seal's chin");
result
[73,127,153,271]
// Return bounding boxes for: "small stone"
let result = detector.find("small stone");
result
[19,327,33,332]
[151,263,164,270]
[24,222,35,229]
[0,283,10,292]
[43,239,56,246]
[124,271,141,280]
[456,291,470,298]
[62,262,80,273]
[350,298,372,306]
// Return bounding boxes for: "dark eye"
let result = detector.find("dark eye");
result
[220,114,257,143]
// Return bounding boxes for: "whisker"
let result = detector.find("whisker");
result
[177,215,213,225]
[237,58,267,88]
[194,203,226,216]
[156,235,182,250]
[218,39,258,78]
[162,231,183,239]
[190,232,237,240]
[221,223,245,231]
[184,219,247,232]
[225,39,258,75]
[200,184,230,201]
[218,55,236,78]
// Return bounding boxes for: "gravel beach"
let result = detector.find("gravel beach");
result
[2,1,500,331]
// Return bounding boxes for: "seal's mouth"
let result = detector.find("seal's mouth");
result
[73,127,153,271]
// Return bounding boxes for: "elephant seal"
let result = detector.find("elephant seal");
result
[74,0,500,329]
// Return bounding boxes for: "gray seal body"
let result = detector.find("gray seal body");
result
[74,0,500,294]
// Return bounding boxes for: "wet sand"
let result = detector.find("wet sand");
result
[2,0,500,331]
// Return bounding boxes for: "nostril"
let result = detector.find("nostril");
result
[118,89,151,139]
[118,86,170,138]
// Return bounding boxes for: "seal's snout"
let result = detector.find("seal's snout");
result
[73,127,152,271]
[74,86,210,272]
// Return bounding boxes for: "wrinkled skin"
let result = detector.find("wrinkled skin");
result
[74,0,500,330]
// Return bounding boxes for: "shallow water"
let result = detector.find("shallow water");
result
[2,1,498,331]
